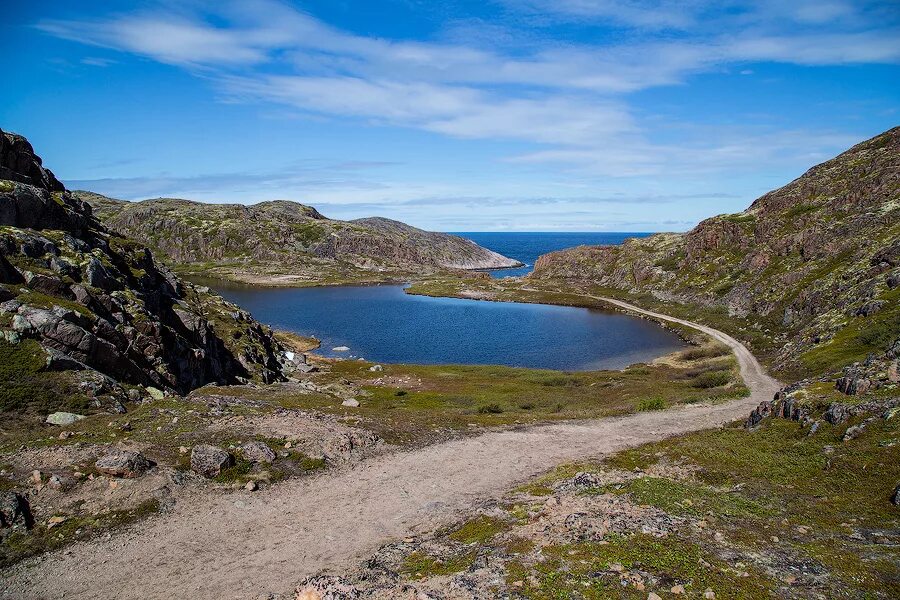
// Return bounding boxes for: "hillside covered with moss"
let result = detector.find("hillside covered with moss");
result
[77,193,520,286]
[531,127,900,379]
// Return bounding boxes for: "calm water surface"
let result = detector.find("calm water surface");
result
[213,284,684,371]
[456,232,652,277]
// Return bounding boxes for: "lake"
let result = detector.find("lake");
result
[456,232,652,277]
[212,284,685,371]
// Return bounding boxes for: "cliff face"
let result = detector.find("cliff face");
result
[532,127,900,376]
[77,195,520,281]
[0,129,292,413]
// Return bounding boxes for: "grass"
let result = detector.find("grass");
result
[0,499,160,568]
[504,534,777,599]
[447,515,507,545]
[402,550,476,580]
[594,476,774,518]
[601,416,900,596]
[0,339,92,414]
[800,286,900,375]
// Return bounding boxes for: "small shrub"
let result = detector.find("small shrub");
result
[477,403,504,414]
[395,390,407,397]
[519,402,535,410]
[692,370,732,389]
[637,396,666,411]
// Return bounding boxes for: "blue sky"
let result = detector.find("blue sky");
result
[1,1,898,231]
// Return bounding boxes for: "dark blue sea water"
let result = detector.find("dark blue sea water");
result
[213,284,684,371]
[455,232,652,277]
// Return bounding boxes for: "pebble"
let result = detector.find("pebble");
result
[671,584,685,594]
[31,470,42,484]
[245,480,258,492]
[704,589,716,599]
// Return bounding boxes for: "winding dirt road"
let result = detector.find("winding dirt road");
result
[1,298,781,600]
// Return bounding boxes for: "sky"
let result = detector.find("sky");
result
[1,1,898,232]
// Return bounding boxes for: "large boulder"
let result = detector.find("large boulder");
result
[0,491,33,532]
[190,444,234,478]
[45,412,86,426]
[95,449,153,478]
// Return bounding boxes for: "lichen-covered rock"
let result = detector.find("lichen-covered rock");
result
[241,440,276,464]
[190,444,234,478]
[95,449,153,478]
[45,412,85,426]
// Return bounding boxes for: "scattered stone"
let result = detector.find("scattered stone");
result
[146,387,165,400]
[341,399,360,408]
[58,430,74,440]
[0,492,33,530]
[648,593,662,600]
[295,588,323,600]
[892,484,900,506]
[241,441,276,464]
[30,470,42,485]
[48,475,63,489]
[45,412,85,426]
[190,444,234,478]
[368,364,384,372]
[843,421,871,442]
[671,584,685,594]
[704,589,716,599]
[95,449,153,478]
[245,480,258,492]
[47,515,66,529]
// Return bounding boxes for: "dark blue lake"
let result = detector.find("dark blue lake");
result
[455,232,652,278]
[212,284,684,371]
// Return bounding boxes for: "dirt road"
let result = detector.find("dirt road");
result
[2,299,780,600]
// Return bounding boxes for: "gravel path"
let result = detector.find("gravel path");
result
[1,298,781,600]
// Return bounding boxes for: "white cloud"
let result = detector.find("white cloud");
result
[35,0,900,190]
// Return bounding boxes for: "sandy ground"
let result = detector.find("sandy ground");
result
[1,298,781,600]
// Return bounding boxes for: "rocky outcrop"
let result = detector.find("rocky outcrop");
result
[531,127,900,377]
[78,195,521,279]
[0,128,294,412]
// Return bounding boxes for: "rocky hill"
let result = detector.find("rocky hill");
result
[531,127,900,378]
[0,128,297,415]
[76,193,521,285]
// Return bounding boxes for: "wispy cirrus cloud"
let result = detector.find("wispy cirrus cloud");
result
[34,0,900,209]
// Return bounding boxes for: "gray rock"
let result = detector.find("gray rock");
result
[95,449,153,478]
[190,444,234,478]
[0,491,32,531]
[241,441,276,464]
[825,403,851,424]
[892,484,900,506]
[888,272,900,289]
[342,399,360,408]
[45,411,86,426]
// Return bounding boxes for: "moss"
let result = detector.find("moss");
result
[801,287,900,374]
[15,291,94,318]
[0,339,92,414]
[505,534,776,599]
[402,550,476,580]
[447,515,507,545]
[0,180,15,193]
[595,476,773,518]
